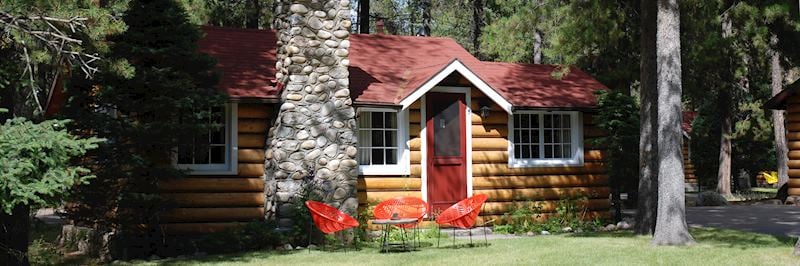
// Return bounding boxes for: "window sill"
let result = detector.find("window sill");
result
[177,165,237,176]
[508,158,584,168]
[358,165,409,176]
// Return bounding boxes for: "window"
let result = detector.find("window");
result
[175,104,237,174]
[509,111,582,167]
[357,107,409,175]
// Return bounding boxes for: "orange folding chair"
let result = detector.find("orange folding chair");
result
[435,194,488,247]
[305,201,359,251]
[373,196,428,248]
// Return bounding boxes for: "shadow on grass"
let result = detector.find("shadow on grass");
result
[436,242,491,249]
[565,227,797,250]
[689,227,796,249]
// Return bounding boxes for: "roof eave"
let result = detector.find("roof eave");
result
[397,59,513,113]
[764,79,800,110]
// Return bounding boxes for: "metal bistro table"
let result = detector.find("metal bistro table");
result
[372,218,418,252]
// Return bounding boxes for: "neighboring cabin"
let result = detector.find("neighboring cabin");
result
[682,112,698,192]
[764,79,800,205]
[159,26,613,235]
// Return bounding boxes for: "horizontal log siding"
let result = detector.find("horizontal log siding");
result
[470,90,610,223]
[159,103,272,234]
[787,95,800,200]
[683,140,698,191]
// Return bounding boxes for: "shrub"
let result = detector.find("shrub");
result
[494,198,604,234]
[197,221,285,254]
[697,191,729,206]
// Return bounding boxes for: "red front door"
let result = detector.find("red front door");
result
[426,92,467,214]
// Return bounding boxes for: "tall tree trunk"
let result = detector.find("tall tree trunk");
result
[359,0,370,33]
[472,0,484,58]
[717,88,733,197]
[635,0,658,236]
[419,0,431,36]
[533,29,543,64]
[652,0,694,245]
[246,0,261,28]
[1,205,31,266]
[266,0,359,231]
[770,35,790,189]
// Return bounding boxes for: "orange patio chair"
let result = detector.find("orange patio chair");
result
[435,194,488,247]
[305,200,359,251]
[373,196,428,248]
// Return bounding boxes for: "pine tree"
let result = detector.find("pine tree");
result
[651,0,694,245]
[63,0,223,255]
[636,0,658,235]
[0,119,102,265]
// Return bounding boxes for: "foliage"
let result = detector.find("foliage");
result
[27,239,60,266]
[62,0,224,242]
[0,118,102,214]
[178,0,273,28]
[494,198,603,235]
[480,0,641,94]
[197,221,285,255]
[0,0,128,117]
[592,90,640,196]
[724,189,777,202]
[696,191,729,206]
[690,100,776,190]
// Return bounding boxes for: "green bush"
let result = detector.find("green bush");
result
[494,198,604,234]
[197,221,285,254]
[697,191,729,206]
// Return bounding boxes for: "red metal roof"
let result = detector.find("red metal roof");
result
[198,26,607,108]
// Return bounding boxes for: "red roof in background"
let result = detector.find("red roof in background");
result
[199,27,279,99]
[682,111,697,134]
[198,26,607,108]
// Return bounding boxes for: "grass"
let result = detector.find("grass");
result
[726,188,779,203]
[119,228,799,266]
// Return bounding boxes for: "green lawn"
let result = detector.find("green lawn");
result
[124,228,799,266]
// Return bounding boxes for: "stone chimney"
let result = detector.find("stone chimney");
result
[267,0,359,230]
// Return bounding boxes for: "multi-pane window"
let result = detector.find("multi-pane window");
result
[358,111,399,165]
[513,113,576,161]
[177,106,229,167]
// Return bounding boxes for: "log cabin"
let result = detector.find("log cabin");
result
[764,79,800,205]
[159,26,614,235]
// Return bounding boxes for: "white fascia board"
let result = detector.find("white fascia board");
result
[398,59,513,114]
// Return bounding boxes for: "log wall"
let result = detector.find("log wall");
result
[359,86,611,224]
[159,103,272,235]
[683,139,698,191]
[161,88,612,234]
[468,88,610,223]
[786,95,800,202]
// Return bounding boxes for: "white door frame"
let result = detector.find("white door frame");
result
[419,86,473,206]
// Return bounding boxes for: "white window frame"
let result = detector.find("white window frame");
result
[508,110,583,167]
[174,103,239,175]
[356,107,410,176]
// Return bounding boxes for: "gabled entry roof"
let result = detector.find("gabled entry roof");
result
[198,26,608,109]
